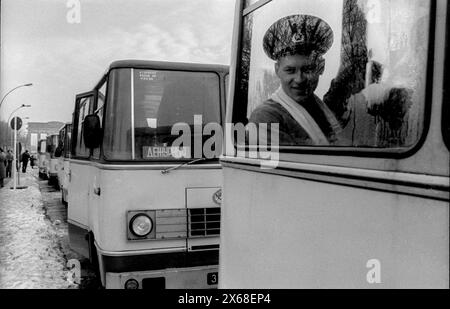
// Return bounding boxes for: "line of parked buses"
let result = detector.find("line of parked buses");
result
[37,0,449,289]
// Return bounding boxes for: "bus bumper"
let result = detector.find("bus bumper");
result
[105,265,219,289]
[98,249,219,289]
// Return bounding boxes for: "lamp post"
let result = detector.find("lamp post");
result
[0,83,33,147]
[9,104,31,190]
[0,83,33,109]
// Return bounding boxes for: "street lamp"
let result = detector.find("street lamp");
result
[0,83,33,109]
[1,84,32,147]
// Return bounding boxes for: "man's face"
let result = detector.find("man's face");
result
[275,53,324,103]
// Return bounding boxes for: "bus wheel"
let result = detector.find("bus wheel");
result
[88,232,101,283]
[61,191,68,206]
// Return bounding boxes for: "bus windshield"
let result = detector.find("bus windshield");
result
[46,135,59,158]
[103,68,222,161]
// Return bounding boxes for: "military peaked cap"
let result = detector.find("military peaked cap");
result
[263,14,334,60]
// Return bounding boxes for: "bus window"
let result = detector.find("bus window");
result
[238,0,431,150]
[75,96,94,158]
[103,69,133,160]
[244,0,267,10]
[96,81,106,122]
[103,68,221,161]
[93,81,106,160]
[55,128,64,158]
[64,124,72,158]
[225,73,230,102]
[443,3,450,150]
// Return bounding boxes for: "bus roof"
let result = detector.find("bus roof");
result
[108,60,229,73]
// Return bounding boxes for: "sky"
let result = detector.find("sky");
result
[0,0,236,124]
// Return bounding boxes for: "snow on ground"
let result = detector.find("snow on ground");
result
[0,170,77,289]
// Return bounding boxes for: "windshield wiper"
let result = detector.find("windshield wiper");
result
[161,158,207,175]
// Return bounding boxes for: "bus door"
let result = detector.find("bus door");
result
[61,124,72,205]
[37,139,47,179]
[68,92,96,258]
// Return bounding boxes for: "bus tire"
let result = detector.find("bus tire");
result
[87,232,102,285]
[61,191,68,206]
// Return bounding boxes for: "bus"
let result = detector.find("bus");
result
[37,138,48,179]
[220,0,449,288]
[57,123,72,204]
[45,134,60,187]
[68,60,228,289]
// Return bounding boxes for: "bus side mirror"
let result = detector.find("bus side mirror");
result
[83,114,102,149]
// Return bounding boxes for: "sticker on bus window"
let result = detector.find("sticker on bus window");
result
[146,118,158,128]
[139,71,158,81]
[143,146,191,159]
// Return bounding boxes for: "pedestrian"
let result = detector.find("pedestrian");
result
[0,148,6,188]
[21,150,31,173]
[30,154,36,169]
[6,149,13,178]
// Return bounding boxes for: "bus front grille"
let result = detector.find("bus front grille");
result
[188,208,221,237]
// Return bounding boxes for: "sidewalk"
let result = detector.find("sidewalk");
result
[0,169,77,288]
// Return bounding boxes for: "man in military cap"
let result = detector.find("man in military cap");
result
[249,14,341,146]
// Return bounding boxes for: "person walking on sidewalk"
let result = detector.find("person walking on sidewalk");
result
[0,148,6,188]
[21,150,31,173]
[30,154,36,169]
[6,150,13,178]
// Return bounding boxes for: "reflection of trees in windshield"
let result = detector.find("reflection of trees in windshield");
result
[324,0,368,123]
[236,15,253,125]
[323,0,418,148]
[253,69,279,113]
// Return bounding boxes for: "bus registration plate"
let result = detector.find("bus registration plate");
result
[207,272,218,285]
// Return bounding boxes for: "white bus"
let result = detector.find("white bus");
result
[45,134,59,186]
[37,138,47,179]
[68,60,228,289]
[57,123,72,204]
[220,0,449,288]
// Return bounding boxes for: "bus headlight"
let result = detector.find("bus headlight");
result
[130,214,153,237]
